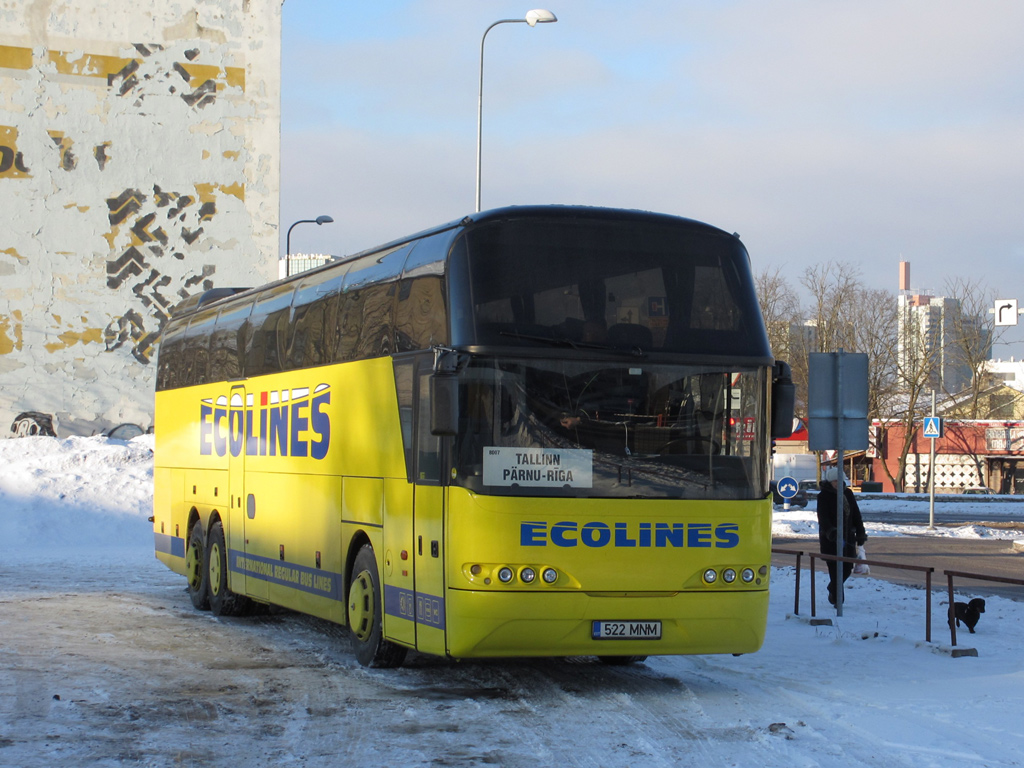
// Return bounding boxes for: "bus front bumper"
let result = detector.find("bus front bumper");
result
[443,588,768,659]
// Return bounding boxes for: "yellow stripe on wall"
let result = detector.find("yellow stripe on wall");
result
[0,45,33,70]
[47,49,137,79]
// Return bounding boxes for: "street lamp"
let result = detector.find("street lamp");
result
[475,9,557,213]
[285,215,334,277]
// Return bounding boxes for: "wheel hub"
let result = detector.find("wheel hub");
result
[348,569,375,642]
[186,539,202,590]
[208,542,222,596]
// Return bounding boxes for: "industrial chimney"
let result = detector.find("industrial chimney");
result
[899,261,910,292]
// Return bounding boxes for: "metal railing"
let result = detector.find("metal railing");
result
[771,548,805,615]
[944,570,1024,646]
[773,547,935,643]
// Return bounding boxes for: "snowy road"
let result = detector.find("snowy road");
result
[1,552,801,767]
[3,436,1024,767]
[3,548,1023,768]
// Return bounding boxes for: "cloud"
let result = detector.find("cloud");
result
[280,0,1024,326]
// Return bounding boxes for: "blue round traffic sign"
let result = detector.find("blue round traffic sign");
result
[777,476,799,499]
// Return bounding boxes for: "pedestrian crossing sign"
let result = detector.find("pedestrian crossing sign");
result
[923,417,943,439]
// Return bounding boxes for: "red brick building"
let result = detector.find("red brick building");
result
[857,420,1024,494]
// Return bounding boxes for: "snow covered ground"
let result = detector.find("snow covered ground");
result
[2,436,1023,767]
[773,497,1024,541]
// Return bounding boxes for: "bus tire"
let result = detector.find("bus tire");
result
[206,520,253,617]
[186,523,210,611]
[597,656,648,666]
[348,544,407,668]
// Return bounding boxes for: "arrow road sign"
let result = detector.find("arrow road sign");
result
[994,299,1021,326]
[777,476,799,499]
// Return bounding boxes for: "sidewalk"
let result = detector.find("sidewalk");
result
[772,533,1024,603]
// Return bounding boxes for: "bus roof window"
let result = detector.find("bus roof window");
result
[452,214,769,359]
[402,230,454,279]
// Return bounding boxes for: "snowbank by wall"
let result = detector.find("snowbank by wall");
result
[0,1,281,435]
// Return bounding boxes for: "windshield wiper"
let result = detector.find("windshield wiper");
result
[499,330,579,348]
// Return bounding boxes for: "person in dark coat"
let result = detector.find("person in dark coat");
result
[816,467,868,605]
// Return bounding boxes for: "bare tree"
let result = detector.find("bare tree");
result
[755,266,806,412]
[876,297,947,492]
[848,287,900,461]
[755,266,802,356]
[758,261,1000,492]
[800,261,863,353]
[940,276,1002,417]
[794,261,866,432]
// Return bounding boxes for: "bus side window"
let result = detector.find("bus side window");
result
[181,307,218,387]
[457,380,493,476]
[210,301,251,381]
[334,290,360,363]
[334,284,396,362]
[396,231,451,352]
[395,276,447,352]
[244,284,294,377]
[392,357,416,482]
[341,245,412,361]
[354,283,397,359]
[264,307,291,374]
[287,272,340,370]
[155,321,187,390]
[416,370,442,482]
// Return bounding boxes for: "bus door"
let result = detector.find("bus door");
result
[412,365,447,656]
[226,386,252,598]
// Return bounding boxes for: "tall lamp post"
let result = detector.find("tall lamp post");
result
[285,215,334,277]
[475,9,557,213]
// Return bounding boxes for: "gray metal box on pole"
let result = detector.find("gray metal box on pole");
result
[807,351,869,451]
[806,350,869,618]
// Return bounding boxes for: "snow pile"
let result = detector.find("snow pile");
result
[0,434,154,554]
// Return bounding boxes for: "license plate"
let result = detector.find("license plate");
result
[592,620,662,640]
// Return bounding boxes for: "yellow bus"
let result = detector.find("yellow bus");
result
[153,205,794,667]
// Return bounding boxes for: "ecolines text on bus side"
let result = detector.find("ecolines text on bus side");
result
[520,520,740,548]
[198,384,331,459]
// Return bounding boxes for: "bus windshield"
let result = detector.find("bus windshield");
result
[452,356,768,500]
[452,214,770,360]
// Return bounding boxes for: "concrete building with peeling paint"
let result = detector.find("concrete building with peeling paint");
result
[0,1,281,435]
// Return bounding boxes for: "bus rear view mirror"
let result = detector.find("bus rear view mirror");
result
[770,360,795,439]
[430,376,459,436]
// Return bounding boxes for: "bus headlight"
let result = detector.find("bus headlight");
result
[520,567,536,583]
[741,568,755,583]
[497,566,514,583]
[703,569,718,584]
[722,568,737,583]
[542,568,558,584]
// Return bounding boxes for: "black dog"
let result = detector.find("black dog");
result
[948,598,986,634]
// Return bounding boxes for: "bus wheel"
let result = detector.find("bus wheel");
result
[597,656,648,666]
[206,520,253,617]
[348,544,407,668]
[186,523,210,610]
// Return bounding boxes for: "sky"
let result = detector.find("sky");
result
[3,433,1024,765]
[278,1,1024,353]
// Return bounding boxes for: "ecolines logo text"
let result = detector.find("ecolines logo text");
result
[199,385,331,459]
[520,521,740,548]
